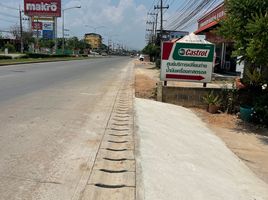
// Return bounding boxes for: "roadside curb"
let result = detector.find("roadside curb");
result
[0,57,103,67]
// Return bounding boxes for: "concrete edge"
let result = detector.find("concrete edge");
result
[131,60,145,200]
[0,57,103,67]
[134,98,145,200]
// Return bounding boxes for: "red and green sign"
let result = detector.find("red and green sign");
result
[161,41,215,83]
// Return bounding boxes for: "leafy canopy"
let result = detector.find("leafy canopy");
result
[218,0,268,67]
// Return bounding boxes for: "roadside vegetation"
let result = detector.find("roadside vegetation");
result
[214,0,268,127]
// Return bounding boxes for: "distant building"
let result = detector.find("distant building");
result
[84,33,102,49]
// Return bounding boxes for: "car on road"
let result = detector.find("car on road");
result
[139,54,144,61]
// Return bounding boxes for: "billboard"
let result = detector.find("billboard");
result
[43,30,54,39]
[32,21,43,30]
[33,30,43,38]
[161,42,215,83]
[43,22,53,30]
[24,0,61,17]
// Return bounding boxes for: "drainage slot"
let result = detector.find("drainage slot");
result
[108,140,128,144]
[111,128,129,131]
[100,169,128,173]
[113,119,129,122]
[118,104,129,107]
[117,108,128,111]
[112,123,129,126]
[114,116,129,119]
[106,148,127,152]
[103,157,127,161]
[95,183,126,189]
[116,112,129,115]
[109,134,129,137]
[117,106,129,109]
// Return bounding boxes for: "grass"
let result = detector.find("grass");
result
[0,56,98,66]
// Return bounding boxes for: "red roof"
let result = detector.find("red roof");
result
[195,20,219,34]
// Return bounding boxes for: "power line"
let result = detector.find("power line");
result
[165,0,223,31]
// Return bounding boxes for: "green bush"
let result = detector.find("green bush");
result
[3,43,16,53]
[50,54,71,58]
[252,93,268,126]
[18,54,30,59]
[155,59,161,69]
[0,55,12,60]
[220,84,239,114]
[26,53,51,58]
[26,53,71,58]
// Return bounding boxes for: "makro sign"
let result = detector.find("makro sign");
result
[24,0,61,17]
[161,42,215,83]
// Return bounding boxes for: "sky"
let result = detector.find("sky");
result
[0,0,222,50]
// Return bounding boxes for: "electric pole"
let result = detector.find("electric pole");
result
[146,21,155,43]
[154,0,169,41]
[148,12,158,37]
[154,0,169,86]
[19,6,24,53]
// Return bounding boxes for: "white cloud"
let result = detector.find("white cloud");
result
[0,0,147,49]
[62,0,147,49]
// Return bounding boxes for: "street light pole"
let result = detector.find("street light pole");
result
[62,9,65,54]
[62,6,81,54]
[19,5,24,53]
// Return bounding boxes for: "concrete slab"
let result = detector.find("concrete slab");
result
[82,185,135,200]
[135,98,268,200]
[97,149,135,160]
[100,141,134,150]
[88,170,135,186]
[94,158,135,172]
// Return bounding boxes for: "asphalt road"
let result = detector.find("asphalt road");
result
[0,57,133,200]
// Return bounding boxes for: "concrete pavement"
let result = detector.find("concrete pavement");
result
[135,98,268,200]
[0,57,134,199]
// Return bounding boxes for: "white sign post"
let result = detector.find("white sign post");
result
[161,34,215,83]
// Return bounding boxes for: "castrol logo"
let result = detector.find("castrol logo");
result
[179,48,210,58]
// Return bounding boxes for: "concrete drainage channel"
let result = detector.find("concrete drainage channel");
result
[82,82,136,199]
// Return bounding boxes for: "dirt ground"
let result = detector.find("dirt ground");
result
[134,60,268,184]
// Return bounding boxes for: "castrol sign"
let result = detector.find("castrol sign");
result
[179,48,210,58]
[161,41,215,83]
[24,0,61,17]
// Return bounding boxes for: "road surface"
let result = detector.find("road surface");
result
[0,57,134,200]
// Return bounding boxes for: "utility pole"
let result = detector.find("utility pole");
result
[154,0,169,41]
[146,21,155,43]
[148,12,158,38]
[19,5,24,53]
[154,0,169,86]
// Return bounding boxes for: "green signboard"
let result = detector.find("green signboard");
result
[161,41,215,83]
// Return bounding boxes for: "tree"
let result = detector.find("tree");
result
[217,0,268,70]
[218,0,268,126]
[64,37,91,54]
[142,43,160,62]
[9,25,34,52]
[39,39,55,52]
[3,43,16,53]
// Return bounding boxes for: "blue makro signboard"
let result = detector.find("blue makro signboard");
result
[43,30,54,39]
